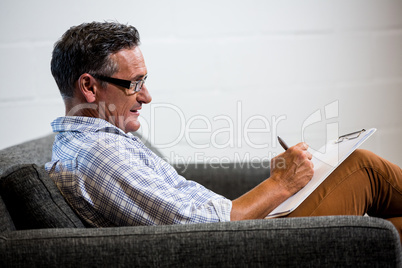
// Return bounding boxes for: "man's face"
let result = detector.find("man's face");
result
[96,47,152,132]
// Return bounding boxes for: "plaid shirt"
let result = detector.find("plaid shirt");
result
[45,116,232,227]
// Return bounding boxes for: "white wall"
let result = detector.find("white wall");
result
[0,0,401,166]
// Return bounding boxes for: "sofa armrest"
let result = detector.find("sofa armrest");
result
[1,216,400,267]
[173,161,270,200]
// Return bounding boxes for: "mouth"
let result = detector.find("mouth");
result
[130,107,141,115]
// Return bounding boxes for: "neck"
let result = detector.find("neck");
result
[64,97,99,118]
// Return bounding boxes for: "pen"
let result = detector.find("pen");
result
[277,136,289,151]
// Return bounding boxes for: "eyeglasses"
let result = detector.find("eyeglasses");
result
[91,74,147,95]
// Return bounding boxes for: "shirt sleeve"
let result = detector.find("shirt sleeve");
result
[71,135,232,226]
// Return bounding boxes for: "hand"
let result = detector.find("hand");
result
[270,142,314,196]
[230,142,314,221]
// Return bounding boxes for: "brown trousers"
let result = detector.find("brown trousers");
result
[287,149,402,242]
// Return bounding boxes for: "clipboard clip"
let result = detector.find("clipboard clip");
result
[335,129,366,143]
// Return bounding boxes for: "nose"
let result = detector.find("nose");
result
[137,84,152,104]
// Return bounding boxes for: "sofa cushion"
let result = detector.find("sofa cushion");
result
[0,195,15,232]
[0,217,401,267]
[0,164,85,229]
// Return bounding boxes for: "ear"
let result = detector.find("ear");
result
[77,73,100,103]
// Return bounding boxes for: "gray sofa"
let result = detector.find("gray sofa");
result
[0,134,401,267]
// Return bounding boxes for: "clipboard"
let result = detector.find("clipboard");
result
[266,128,377,219]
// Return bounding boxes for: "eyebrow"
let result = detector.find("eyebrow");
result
[131,74,147,81]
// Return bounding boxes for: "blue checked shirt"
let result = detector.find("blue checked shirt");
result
[45,116,232,227]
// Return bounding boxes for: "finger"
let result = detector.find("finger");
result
[299,159,314,175]
[294,142,309,150]
[301,142,309,150]
[300,157,313,169]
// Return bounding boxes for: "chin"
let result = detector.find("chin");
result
[124,122,141,133]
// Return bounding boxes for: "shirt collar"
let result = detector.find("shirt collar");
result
[50,116,132,138]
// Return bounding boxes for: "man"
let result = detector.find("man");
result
[45,22,402,240]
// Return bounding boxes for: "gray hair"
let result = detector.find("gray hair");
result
[51,21,140,99]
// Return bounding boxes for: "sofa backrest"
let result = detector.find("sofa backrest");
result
[0,164,85,230]
[0,134,55,176]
